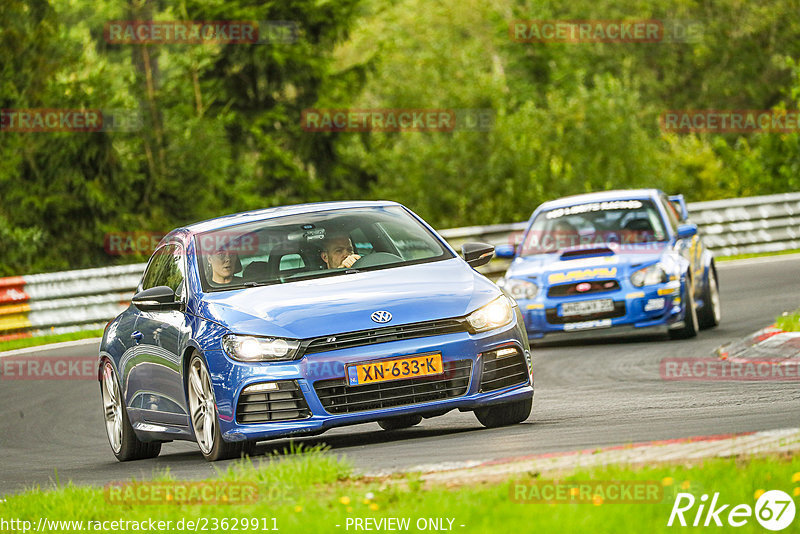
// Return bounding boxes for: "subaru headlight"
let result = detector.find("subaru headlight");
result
[630,263,668,287]
[222,334,300,361]
[497,278,539,300]
[466,296,514,333]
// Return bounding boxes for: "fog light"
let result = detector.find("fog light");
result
[242,382,280,394]
[483,347,520,361]
[644,298,666,312]
[495,348,518,358]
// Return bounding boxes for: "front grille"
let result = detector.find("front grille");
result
[480,348,529,392]
[545,301,626,324]
[303,319,468,355]
[313,360,472,414]
[236,381,311,424]
[547,279,620,298]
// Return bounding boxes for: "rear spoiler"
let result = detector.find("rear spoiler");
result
[668,194,689,221]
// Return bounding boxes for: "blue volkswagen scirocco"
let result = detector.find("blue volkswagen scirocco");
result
[98,201,533,461]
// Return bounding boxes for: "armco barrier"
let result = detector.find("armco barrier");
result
[1,192,798,341]
[0,265,144,342]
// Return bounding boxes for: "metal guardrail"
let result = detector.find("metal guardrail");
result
[0,265,144,341]
[684,192,800,256]
[1,192,799,341]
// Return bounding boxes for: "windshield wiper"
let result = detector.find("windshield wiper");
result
[282,269,361,282]
[242,281,279,288]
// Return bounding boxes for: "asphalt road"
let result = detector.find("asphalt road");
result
[2,255,799,496]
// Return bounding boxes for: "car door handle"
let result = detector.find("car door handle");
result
[131,331,143,344]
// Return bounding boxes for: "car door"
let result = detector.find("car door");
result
[660,195,702,296]
[126,243,192,428]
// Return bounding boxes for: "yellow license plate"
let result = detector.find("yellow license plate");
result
[347,353,443,386]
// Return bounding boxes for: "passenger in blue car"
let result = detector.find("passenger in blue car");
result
[207,248,241,284]
[321,233,361,269]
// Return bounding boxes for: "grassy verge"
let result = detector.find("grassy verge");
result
[777,310,800,332]
[0,330,103,353]
[1,445,798,533]
[716,248,800,262]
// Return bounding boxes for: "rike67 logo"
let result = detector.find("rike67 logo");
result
[668,490,796,530]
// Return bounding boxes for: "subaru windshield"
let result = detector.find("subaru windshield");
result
[196,206,454,291]
[520,199,669,256]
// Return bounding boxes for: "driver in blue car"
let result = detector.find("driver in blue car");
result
[321,233,361,269]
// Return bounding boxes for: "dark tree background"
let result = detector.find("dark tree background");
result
[2,0,800,274]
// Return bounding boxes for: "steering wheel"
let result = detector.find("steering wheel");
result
[351,252,403,268]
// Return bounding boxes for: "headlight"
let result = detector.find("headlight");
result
[497,278,539,300]
[630,263,668,287]
[466,296,514,333]
[222,334,300,361]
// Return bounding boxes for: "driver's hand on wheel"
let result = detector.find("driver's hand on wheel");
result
[339,254,361,268]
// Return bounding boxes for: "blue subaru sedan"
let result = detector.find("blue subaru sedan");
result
[98,201,533,461]
[496,190,721,341]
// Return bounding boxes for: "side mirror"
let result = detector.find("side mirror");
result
[462,242,495,268]
[676,223,698,239]
[494,244,516,259]
[132,286,182,311]
[668,194,690,221]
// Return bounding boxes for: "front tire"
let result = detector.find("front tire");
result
[697,265,721,329]
[669,277,699,339]
[475,397,532,428]
[101,361,161,462]
[187,354,250,461]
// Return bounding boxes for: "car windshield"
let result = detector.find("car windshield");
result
[520,199,668,256]
[195,205,453,291]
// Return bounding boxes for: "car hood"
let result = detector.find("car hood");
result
[505,244,671,286]
[194,258,499,339]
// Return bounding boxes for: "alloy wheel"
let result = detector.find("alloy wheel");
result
[188,357,217,454]
[101,362,123,453]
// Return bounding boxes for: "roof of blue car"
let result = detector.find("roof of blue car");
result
[182,200,402,234]
[537,189,662,211]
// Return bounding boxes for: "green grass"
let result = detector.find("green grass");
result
[777,309,800,332]
[1,444,798,533]
[0,330,103,353]
[716,248,800,262]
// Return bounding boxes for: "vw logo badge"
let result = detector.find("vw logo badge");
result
[371,310,392,323]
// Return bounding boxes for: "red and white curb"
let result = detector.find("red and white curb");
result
[717,325,800,364]
[366,428,800,483]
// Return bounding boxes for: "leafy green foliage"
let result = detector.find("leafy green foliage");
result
[2,0,800,273]
[776,309,800,332]
[3,449,799,534]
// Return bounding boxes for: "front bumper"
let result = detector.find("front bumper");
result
[518,280,685,339]
[205,318,533,442]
